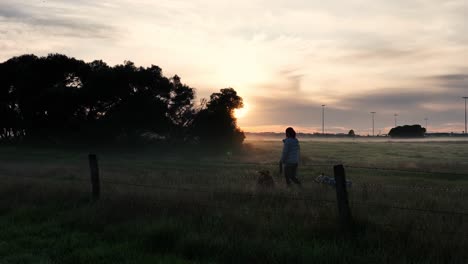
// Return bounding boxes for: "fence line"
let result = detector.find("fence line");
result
[100,160,468,177]
[96,163,467,194]
[344,164,468,177]
[1,172,465,237]
[344,165,468,192]
[1,169,467,218]
[381,223,468,238]
[143,195,338,224]
[349,183,466,193]
[105,161,336,171]
[350,200,468,217]
[0,170,336,204]
[99,162,467,192]
[100,178,337,205]
[0,171,89,183]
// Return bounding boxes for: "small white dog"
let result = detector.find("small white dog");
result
[314,173,352,187]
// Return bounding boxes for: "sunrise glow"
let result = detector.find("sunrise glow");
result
[233,103,249,119]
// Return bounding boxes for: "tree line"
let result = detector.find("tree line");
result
[0,54,245,146]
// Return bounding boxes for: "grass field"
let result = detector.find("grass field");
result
[0,140,467,263]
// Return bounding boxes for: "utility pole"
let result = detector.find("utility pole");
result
[463,97,468,135]
[322,105,326,135]
[370,112,376,136]
[394,113,398,127]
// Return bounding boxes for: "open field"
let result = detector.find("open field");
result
[0,140,467,263]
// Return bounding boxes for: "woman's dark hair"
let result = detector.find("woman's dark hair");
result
[285,127,296,138]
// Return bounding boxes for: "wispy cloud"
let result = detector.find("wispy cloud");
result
[0,1,116,39]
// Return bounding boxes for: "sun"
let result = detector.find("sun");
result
[233,103,249,119]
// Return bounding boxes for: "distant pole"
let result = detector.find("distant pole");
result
[394,113,398,127]
[370,112,376,136]
[464,97,468,135]
[322,105,326,135]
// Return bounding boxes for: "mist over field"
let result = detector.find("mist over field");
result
[245,133,468,142]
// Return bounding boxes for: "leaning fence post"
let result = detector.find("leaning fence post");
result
[334,164,352,232]
[88,154,100,201]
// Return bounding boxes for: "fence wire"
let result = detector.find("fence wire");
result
[0,162,467,219]
[344,165,468,192]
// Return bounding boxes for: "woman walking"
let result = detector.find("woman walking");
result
[281,127,301,186]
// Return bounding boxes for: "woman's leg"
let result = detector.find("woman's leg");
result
[283,164,291,185]
[287,164,301,185]
[285,164,301,186]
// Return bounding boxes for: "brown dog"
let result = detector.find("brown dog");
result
[257,170,275,188]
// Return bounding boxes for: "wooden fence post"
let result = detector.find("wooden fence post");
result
[334,164,352,232]
[88,154,100,201]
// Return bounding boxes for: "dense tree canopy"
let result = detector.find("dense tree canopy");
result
[0,54,244,146]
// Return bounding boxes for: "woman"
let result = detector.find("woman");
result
[280,127,301,186]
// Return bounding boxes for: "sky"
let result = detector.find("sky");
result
[1,0,468,134]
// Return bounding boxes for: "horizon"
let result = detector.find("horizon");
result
[243,129,464,135]
[1,0,468,134]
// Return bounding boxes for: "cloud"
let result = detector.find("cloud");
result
[279,69,303,92]
[426,74,468,91]
[239,70,468,133]
[0,6,27,18]
[0,2,116,39]
[334,46,437,65]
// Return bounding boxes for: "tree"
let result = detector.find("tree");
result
[389,125,426,138]
[167,75,195,138]
[0,54,86,140]
[0,60,20,140]
[98,61,173,140]
[0,53,242,146]
[191,88,245,147]
[348,129,355,137]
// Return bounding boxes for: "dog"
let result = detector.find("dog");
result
[257,170,275,188]
[314,173,352,187]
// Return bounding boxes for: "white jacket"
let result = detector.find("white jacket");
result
[281,138,300,164]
